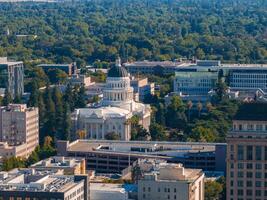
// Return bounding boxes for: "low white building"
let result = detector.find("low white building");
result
[138,163,205,200]
[90,183,130,200]
[72,58,151,141]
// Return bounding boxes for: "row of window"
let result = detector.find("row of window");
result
[230,180,267,187]
[233,124,267,131]
[231,145,267,161]
[230,171,266,179]
[230,189,267,197]
[143,187,177,193]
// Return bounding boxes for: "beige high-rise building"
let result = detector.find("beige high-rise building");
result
[226,103,267,200]
[0,104,39,158]
[138,163,205,200]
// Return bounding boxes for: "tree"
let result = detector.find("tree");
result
[26,148,40,166]
[28,81,39,107]
[105,132,120,140]
[205,180,224,200]
[155,103,166,125]
[76,85,87,108]
[47,69,68,84]
[150,123,166,141]
[1,156,26,171]
[76,129,86,139]
[206,102,213,112]
[214,79,228,103]
[187,101,193,121]
[13,95,22,104]
[52,87,64,138]
[2,89,12,106]
[189,126,215,142]
[132,164,143,183]
[165,96,187,130]
[197,102,203,117]
[61,103,71,140]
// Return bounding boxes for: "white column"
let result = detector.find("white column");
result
[96,124,99,139]
[90,124,93,139]
[102,124,104,139]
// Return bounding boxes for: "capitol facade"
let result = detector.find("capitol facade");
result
[72,58,151,141]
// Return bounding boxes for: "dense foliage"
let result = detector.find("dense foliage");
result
[0,0,266,67]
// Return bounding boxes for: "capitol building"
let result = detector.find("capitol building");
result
[72,59,151,141]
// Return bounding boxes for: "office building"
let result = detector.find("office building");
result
[69,74,94,87]
[57,140,226,174]
[0,168,89,200]
[90,183,130,200]
[31,156,86,175]
[72,58,151,141]
[0,104,39,158]
[225,64,267,92]
[172,60,267,103]
[226,103,267,200]
[38,62,77,76]
[138,163,205,200]
[124,60,182,75]
[0,57,24,98]
[130,77,154,101]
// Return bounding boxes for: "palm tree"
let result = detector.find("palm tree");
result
[187,101,193,122]
[206,102,213,112]
[197,102,203,118]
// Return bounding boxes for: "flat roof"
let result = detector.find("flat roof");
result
[65,140,223,158]
[0,169,82,192]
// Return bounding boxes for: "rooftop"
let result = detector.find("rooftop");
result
[31,156,84,169]
[74,106,131,118]
[124,60,182,67]
[0,57,23,66]
[1,104,37,112]
[62,140,223,158]
[143,163,203,182]
[38,63,71,67]
[0,168,83,192]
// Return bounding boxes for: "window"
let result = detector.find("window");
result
[247,181,252,187]
[237,163,243,169]
[230,163,234,169]
[158,188,160,192]
[230,181,233,186]
[237,181,243,187]
[255,190,261,196]
[237,189,243,196]
[247,124,253,130]
[246,190,252,196]
[143,194,146,199]
[174,195,176,199]
[247,146,253,160]
[230,171,234,178]
[256,163,262,170]
[256,172,262,178]
[247,172,253,178]
[255,181,261,187]
[247,163,253,169]
[265,147,267,160]
[143,187,146,192]
[255,146,262,160]
[148,187,151,192]
[174,188,176,193]
[237,171,243,178]
[256,124,263,131]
